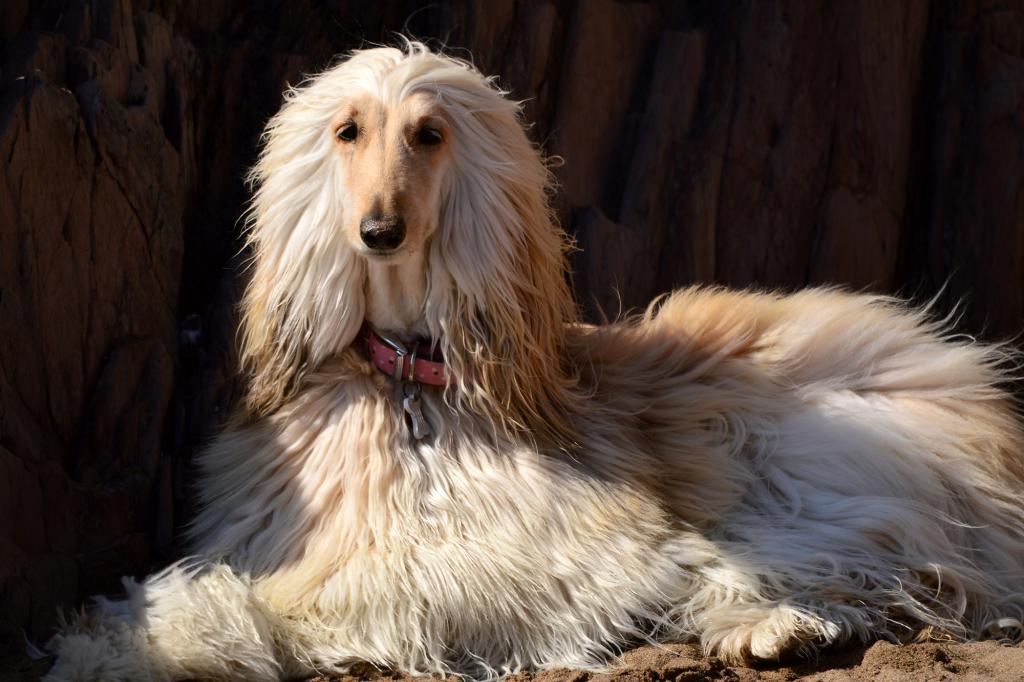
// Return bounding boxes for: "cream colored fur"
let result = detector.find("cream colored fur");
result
[45,43,1024,681]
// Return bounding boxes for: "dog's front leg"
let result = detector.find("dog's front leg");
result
[44,562,284,682]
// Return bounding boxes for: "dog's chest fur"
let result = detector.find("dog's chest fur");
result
[189,350,695,668]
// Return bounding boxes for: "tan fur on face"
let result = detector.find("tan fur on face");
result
[331,92,452,262]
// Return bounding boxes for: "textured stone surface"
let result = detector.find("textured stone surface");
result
[2,0,1024,670]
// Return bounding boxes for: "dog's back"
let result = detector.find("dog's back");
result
[571,286,1024,659]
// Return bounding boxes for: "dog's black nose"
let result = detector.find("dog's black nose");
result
[359,214,406,251]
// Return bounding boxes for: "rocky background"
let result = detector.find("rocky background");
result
[2,0,1024,671]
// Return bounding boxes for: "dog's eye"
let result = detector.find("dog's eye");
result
[336,123,358,142]
[417,127,443,146]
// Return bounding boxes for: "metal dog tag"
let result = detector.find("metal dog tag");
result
[402,382,431,440]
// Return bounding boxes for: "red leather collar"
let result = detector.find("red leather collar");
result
[364,327,456,386]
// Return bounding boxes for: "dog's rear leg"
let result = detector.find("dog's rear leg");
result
[44,562,284,682]
[698,601,854,663]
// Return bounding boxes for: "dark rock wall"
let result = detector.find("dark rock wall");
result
[2,0,1023,655]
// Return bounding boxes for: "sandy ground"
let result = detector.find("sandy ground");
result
[7,640,1024,680]
[317,641,1024,682]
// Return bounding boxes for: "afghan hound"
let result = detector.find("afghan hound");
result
[45,42,1024,681]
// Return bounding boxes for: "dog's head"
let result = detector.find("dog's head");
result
[240,42,579,447]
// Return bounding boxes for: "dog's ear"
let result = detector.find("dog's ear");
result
[430,92,581,449]
[239,89,366,417]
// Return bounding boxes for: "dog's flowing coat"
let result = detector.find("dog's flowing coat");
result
[46,43,1024,681]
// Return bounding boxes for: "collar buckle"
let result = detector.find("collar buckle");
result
[370,328,411,381]
[363,325,456,387]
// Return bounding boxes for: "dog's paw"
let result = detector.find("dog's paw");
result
[706,603,843,664]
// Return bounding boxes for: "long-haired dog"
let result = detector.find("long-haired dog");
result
[46,42,1024,681]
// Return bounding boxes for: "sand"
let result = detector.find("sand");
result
[7,639,1024,680]
[316,641,1024,682]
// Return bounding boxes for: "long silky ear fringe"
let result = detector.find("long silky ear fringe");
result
[236,50,376,417]
[423,66,583,450]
